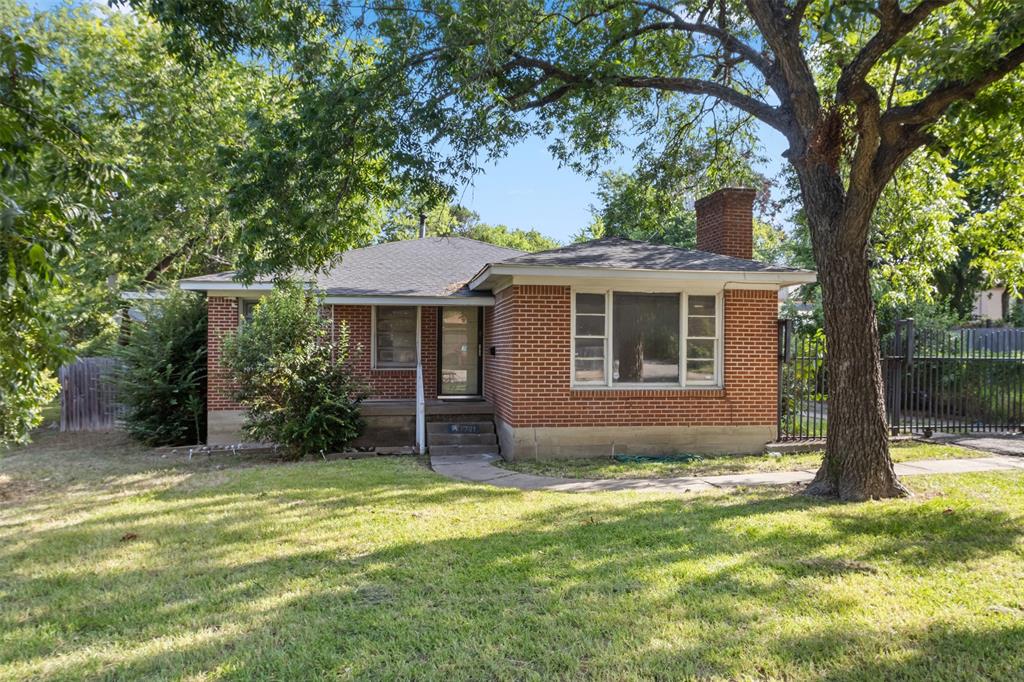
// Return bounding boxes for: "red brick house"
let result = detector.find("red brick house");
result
[181,188,815,458]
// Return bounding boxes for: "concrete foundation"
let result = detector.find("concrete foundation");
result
[207,410,247,444]
[206,400,495,447]
[496,419,775,460]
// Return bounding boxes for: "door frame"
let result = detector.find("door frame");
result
[436,307,484,398]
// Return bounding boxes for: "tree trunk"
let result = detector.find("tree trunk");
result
[804,216,910,501]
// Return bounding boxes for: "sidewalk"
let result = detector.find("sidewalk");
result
[430,452,1024,494]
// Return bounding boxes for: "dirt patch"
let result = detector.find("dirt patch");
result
[0,473,46,505]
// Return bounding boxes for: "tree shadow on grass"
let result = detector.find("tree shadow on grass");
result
[2,458,1023,680]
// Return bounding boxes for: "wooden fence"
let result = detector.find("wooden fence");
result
[59,357,123,432]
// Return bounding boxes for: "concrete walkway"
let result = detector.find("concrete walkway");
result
[430,452,1024,494]
[927,433,1024,457]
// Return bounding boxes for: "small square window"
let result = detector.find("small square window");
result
[240,299,259,322]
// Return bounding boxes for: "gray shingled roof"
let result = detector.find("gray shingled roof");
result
[182,235,810,297]
[181,237,526,298]
[494,237,803,272]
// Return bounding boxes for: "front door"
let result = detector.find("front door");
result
[438,307,482,397]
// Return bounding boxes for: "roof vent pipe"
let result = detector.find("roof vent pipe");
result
[419,212,427,239]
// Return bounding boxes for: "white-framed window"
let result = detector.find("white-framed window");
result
[240,299,259,323]
[372,306,418,369]
[684,294,720,386]
[573,292,607,384]
[571,289,723,388]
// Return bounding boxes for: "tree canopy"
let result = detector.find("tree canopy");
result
[379,202,559,251]
[8,3,275,351]
[0,9,119,443]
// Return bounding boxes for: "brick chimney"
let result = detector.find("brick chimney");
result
[695,187,756,260]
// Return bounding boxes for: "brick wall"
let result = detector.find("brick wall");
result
[207,296,242,410]
[483,295,513,417]
[332,305,438,400]
[695,187,756,260]
[207,299,442,410]
[488,285,778,428]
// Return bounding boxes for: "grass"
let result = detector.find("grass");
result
[497,442,975,480]
[2,431,1023,681]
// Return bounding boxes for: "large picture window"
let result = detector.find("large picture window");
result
[612,293,679,384]
[374,306,417,368]
[572,290,721,388]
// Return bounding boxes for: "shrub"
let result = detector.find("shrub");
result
[116,290,207,446]
[220,283,366,458]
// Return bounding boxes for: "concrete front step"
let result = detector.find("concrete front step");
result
[429,444,500,456]
[427,421,495,434]
[428,432,498,446]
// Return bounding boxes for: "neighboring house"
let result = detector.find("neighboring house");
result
[973,286,1018,322]
[180,188,815,458]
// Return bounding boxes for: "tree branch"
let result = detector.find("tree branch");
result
[500,54,786,130]
[611,75,784,128]
[633,2,776,78]
[882,41,1024,129]
[837,0,952,104]
[788,0,813,26]
[743,0,819,138]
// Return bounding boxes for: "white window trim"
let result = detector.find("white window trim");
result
[239,298,259,324]
[570,287,724,390]
[371,305,420,371]
[570,289,610,386]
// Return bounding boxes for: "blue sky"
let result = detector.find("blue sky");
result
[30,0,791,244]
[461,126,789,243]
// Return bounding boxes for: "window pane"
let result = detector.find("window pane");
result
[574,358,605,383]
[576,314,605,337]
[376,306,417,367]
[687,339,715,360]
[688,316,716,337]
[686,360,715,383]
[576,293,605,315]
[574,338,605,382]
[241,300,258,322]
[612,293,679,384]
[688,295,716,316]
[575,337,605,359]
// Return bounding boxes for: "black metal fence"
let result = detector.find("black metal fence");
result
[777,319,1024,441]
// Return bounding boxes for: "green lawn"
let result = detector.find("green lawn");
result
[2,432,1023,681]
[498,442,975,480]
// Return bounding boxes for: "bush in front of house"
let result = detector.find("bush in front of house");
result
[220,282,366,459]
[116,289,207,446]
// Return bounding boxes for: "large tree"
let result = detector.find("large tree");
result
[9,3,273,350]
[129,0,1024,500]
[0,15,118,443]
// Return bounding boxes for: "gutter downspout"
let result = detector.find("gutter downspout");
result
[415,306,425,455]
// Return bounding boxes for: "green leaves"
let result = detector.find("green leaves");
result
[220,283,367,456]
[0,23,112,445]
[378,201,559,251]
[115,289,207,446]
